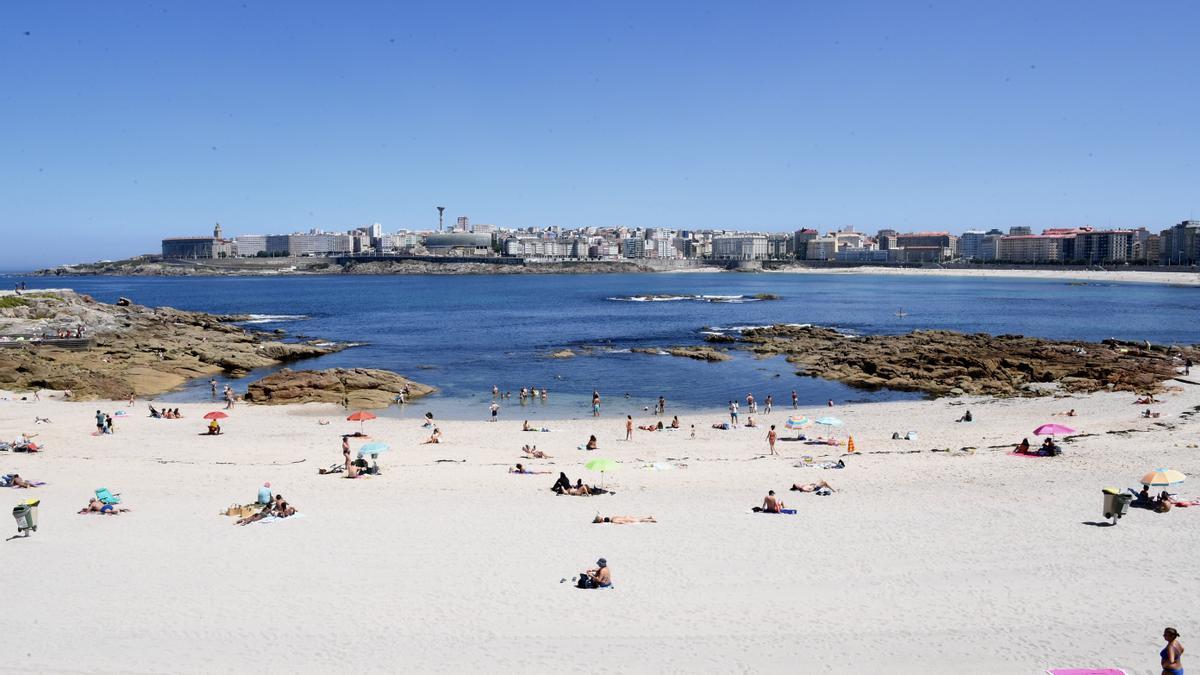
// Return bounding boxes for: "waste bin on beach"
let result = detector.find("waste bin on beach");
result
[1102,488,1132,524]
[12,499,39,536]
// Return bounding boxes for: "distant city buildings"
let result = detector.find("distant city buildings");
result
[157,216,1200,266]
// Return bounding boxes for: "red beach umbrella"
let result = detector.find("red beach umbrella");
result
[346,410,377,433]
[203,411,229,420]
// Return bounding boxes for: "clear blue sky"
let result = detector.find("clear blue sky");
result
[2,1,1198,269]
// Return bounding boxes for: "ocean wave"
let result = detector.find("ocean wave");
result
[607,294,766,303]
[236,314,309,324]
[707,323,811,333]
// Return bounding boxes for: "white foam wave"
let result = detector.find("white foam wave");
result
[237,314,309,324]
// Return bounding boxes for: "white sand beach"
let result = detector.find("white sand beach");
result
[2,386,1198,674]
[773,266,1200,286]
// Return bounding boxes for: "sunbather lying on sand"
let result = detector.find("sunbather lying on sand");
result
[521,445,551,458]
[592,515,656,524]
[510,463,550,475]
[2,473,40,488]
[236,495,296,524]
[790,480,834,493]
[1135,396,1158,405]
[79,498,130,515]
[712,422,730,430]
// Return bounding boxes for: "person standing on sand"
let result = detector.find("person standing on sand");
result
[95,410,105,435]
[490,401,499,422]
[767,425,777,455]
[827,399,834,407]
[765,394,773,415]
[729,401,739,426]
[592,391,601,417]
[625,415,633,441]
[342,435,350,463]
[1186,358,1193,376]
[791,390,798,409]
[746,393,756,413]
[105,414,115,434]
[1162,627,1184,675]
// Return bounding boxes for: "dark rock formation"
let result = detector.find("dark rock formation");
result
[245,368,435,408]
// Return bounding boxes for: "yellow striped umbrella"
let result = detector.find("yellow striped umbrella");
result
[1141,468,1186,487]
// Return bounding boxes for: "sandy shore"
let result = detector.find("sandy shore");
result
[773,266,1200,286]
[3,385,1199,673]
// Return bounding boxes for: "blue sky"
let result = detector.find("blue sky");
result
[2,1,1197,269]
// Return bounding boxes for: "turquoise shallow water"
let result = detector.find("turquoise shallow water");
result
[9,272,1198,418]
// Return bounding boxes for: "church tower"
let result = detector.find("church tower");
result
[214,222,223,239]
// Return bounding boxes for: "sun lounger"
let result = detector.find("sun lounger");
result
[94,487,121,504]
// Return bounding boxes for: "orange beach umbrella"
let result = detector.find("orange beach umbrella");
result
[346,410,377,433]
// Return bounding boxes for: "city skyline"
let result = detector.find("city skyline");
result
[3,1,1199,269]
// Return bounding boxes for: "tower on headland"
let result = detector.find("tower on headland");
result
[437,206,445,232]
[214,222,223,239]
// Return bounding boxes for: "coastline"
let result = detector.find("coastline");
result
[5,385,1198,672]
[770,265,1200,286]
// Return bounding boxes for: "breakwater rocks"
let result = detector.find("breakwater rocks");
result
[0,291,347,399]
[733,325,1197,397]
[245,368,435,408]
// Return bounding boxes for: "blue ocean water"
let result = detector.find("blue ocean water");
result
[8,273,1199,418]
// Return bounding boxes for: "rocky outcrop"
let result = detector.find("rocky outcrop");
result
[549,349,576,358]
[0,291,348,399]
[732,325,1197,397]
[244,368,435,408]
[665,346,732,362]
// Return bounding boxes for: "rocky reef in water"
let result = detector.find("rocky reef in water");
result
[244,368,435,408]
[730,325,1197,397]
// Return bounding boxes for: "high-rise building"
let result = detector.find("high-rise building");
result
[1159,220,1200,265]
[1074,230,1133,263]
[1008,226,1033,236]
[958,230,987,260]
[711,235,768,260]
[793,229,819,259]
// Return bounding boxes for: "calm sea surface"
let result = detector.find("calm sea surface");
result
[8,273,1199,419]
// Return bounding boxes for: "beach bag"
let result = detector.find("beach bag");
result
[576,574,594,589]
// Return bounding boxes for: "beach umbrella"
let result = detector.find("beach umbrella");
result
[814,416,843,427]
[203,411,228,420]
[1141,468,1186,487]
[784,416,812,430]
[585,457,618,487]
[346,410,377,433]
[1033,423,1075,436]
[357,441,390,457]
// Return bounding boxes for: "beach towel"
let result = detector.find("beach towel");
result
[752,509,797,515]
[258,513,305,524]
[1045,669,1126,675]
[1008,451,1053,459]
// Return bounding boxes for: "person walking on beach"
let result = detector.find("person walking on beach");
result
[791,390,798,409]
[764,394,773,415]
[729,400,739,426]
[625,415,633,441]
[592,391,601,417]
[1186,358,1193,376]
[105,414,114,434]
[1161,627,1184,675]
[490,401,499,422]
[767,425,777,456]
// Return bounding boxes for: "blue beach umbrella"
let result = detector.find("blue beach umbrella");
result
[357,442,391,457]
[814,417,844,427]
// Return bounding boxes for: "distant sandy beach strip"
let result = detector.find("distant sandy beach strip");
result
[772,265,1200,286]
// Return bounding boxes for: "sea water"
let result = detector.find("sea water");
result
[10,272,1198,419]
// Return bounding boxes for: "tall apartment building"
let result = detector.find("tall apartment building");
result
[1159,220,1200,265]
[996,234,1066,262]
[805,237,837,261]
[1074,230,1133,263]
[793,229,819,259]
[958,230,987,260]
[895,232,957,261]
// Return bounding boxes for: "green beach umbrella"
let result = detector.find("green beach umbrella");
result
[585,458,618,487]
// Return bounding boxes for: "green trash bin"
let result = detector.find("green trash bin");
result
[12,499,39,536]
